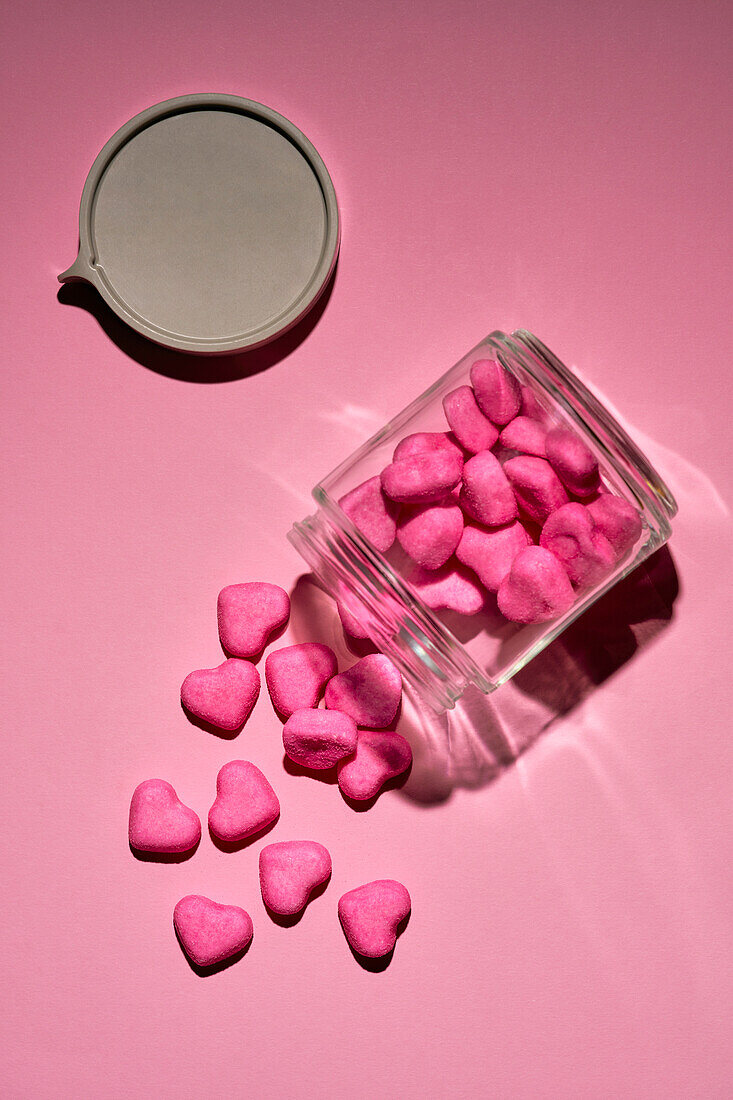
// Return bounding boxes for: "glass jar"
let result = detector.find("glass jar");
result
[289,329,677,712]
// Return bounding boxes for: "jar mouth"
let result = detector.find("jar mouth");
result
[289,502,489,711]
[493,329,678,531]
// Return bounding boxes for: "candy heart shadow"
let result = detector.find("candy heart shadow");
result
[129,838,200,864]
[338,763,413,812]
[347,911,411,972]
[180,701,245,740]
[282,755,339,786]
[208,816,279,853]
[344,635,381,659]
[263,875,332,928]
[57,257,338,385]
[174,927,252,976]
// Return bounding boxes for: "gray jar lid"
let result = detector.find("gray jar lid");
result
[59,93,340,355]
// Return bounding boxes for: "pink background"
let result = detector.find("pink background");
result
[2,0,732,1096]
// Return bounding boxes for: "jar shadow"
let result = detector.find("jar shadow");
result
[512,544,679,711]
[396,545,680,805]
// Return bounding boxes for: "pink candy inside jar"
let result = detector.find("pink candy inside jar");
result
[289,329,677,711]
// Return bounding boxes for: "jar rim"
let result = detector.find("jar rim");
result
[289,504,485,709]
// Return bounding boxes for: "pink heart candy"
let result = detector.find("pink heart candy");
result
[545,427,600,497]
[325,654,402,728]
[459,451,518,526]
[540,502,616,586]
[259,840,332,915]
[338,879,411,958]
[338,476,400,553]
[442,385,499,454]
[469,359,521,425]
[128,779,201,854]
[265,643,337,717]
[217,582,290,658]
[282,708,358,770]
[173,895,253,968]
[497,545,575,624]
[381,450,464,504]
[503,455,569,522]
[586,494,643,559]
[499,416,547,457]
[392,431,464,463]
[208,760,280,843]
[181,658,260,730]
[337,731,412,800]
[456,520,532,592]
[396,499,464,570]
[336,598,370,639]
[408,563,485,614]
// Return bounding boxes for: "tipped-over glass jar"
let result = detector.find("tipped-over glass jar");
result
[289,329,677,711]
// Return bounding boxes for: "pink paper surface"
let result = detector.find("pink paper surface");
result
[2,0,732,1096]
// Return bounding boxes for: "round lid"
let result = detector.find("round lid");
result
[59,93,340,355]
